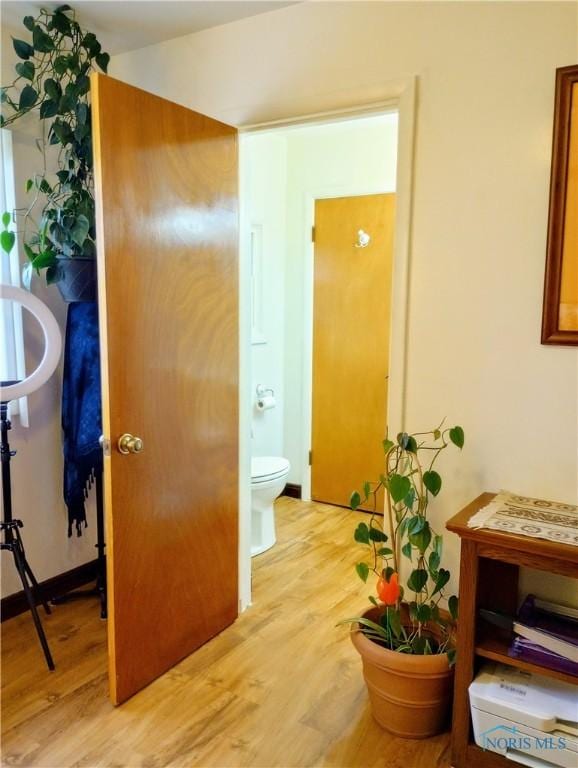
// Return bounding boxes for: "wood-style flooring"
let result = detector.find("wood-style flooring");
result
[1,497,451,767]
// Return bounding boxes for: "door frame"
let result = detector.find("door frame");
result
[238,76,417,610]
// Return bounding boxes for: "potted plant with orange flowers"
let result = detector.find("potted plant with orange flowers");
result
[340,423,465,739]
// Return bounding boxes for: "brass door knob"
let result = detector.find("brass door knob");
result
[118,433,144,455]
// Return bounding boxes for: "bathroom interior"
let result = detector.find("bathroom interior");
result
[243,112,399,559]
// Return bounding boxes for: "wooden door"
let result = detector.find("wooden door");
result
[311,194,395,509]
[91,74,239,704]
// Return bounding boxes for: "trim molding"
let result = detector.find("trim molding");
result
[283,483,302,500]
[1,559,98,622]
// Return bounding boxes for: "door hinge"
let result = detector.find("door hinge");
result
[308,450,312,466]
[311,225,316,243]
[99,435,111,457]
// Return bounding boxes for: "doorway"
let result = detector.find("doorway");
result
[239,109,407,604]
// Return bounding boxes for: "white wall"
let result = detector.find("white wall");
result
[283,114,398,487]
[1,27,97,598]
[243,133,287,459]
[112,1,578,602]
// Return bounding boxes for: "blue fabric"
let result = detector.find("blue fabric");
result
[62,301,102,537]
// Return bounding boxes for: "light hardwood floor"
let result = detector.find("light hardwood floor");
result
[1,497,451,767]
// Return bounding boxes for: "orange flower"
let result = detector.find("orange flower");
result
[376,572,400,606]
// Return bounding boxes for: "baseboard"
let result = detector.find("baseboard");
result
[283,483,302,500]
[1,558,98,622]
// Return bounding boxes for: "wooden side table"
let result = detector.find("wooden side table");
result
[446,493,578,768]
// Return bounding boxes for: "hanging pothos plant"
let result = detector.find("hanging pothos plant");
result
[1,4,109,285]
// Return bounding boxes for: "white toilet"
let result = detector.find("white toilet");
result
[251,456,290,556]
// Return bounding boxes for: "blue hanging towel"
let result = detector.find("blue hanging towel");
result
[62,301,102,537]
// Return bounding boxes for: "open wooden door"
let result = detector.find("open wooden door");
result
[311,194,395,510]
[91,74,239,704]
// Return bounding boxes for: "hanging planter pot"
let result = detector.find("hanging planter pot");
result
[55,257,97,303]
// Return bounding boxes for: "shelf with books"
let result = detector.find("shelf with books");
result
[446,492,578,768]
[475,630,578,686]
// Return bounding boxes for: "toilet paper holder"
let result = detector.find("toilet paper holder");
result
[255,384,276,411]
[256,384,274,398]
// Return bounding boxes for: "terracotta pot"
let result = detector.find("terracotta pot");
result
[350,605,454,739]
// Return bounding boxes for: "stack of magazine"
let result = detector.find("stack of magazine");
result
[508,595,578,677]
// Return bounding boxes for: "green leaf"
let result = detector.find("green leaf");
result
[338,617,389,641]
[428,551,440,573]
[368,595,378,607]
[23,16,35,31]
[13,38,34,60]
[408,515,425,535]
[54,56,69,75]
[423,470,442,496]
[76,102,88,125]
[40,99,58,119]
[0,230,15,254]
[409,520,431,553]
[355,562,369,583]
[407,568,428,593]
[51,11,72,35]
[51,120,72,144]
[383,565,395,581]
[382,438,394,454]
[2,211,11,227]
[95,52,110,73]
[397,432,417,452]
[23,243,36,262]
[82,32,101,56]
[38,179,52,195]
[432,568,450,596]
[401,541,412,560]
[434,534,443,560]
[75,75,90,96]
[388,608,402,638]
[404,488,416,509]
[448,595,459,621]
[376,547,393,556]
[25,179,33,193]
[449,426,465,449]
[353,522,370,544]
[18,85,38,110]
[46,264,63,285]
[411,635,428,654]
[54,4,73,12]
[70,214,90,247]
[388,474,410,503]
[447,648,457,666]
[416,603,431,622]
[44,78,62,101]
[350,491,361,511]
[32,25,55,53]
[31,250,56,271]
[15,61,35,81]
[369,527,388,543]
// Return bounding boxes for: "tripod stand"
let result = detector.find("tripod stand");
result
[1,395,55,670]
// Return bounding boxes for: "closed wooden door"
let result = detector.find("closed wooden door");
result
[91,74,239,704]
[311,194,395,509]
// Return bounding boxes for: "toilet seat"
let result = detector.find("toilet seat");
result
[251,456,290,484]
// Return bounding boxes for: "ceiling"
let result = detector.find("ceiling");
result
[1,1,297,55]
